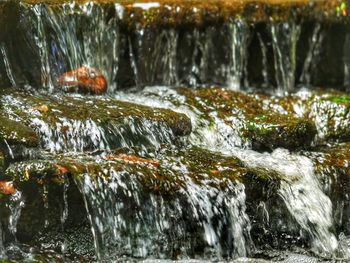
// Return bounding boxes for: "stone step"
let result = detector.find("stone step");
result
[0,90,191,153]
[0,147,290,259]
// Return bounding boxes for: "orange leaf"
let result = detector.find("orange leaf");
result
[54,164,69,175]
[33,105,49,113]
[105,154,160,168]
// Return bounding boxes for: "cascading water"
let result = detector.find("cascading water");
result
[0,43,16,88]
[270,21,301,93]
[299,23,324,87]
[23,2,120,92]
[130,28,179,86]
[227,20,249,90]
[74,160,252,260]
[1,0,350,261]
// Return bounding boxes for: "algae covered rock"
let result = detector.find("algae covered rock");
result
[303,143,350,234]
[0,90,192,152]
[0,113,39,148]
[264,90,350,144]
[176,87,316,151]
[3,146,284,259]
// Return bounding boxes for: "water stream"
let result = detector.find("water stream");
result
[1,1,350,262]
[270,22,301,94]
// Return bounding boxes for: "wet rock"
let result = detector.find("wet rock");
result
[304,143,350,234]
[0,113,39,148]
[0,90,192,152]
[176,87,316,151]
[264,90,350,144]
[21,0,345,28]
[2,146,287,259]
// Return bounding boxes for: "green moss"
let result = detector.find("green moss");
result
[0,113,39,148]
[176,87,316,151]
[326,95,350,105]
[0,90,192,145]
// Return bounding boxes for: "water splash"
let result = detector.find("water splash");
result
[234,148,338,256]
[270,22,301,93]
[227,20,249,90]
[24,2,120,92]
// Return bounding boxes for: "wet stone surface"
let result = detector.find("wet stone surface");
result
[0,90,191,152]
[2,146,287,259]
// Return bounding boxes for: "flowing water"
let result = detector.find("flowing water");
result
[1,1,350,262]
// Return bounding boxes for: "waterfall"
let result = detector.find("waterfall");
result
[270,21,301,94]
[300,23,324,87]
[75,163,252,260]
[227,20,249,90]
[7,190,25,243]
[0,43,16,88]
[130,28,179,86]
[23,2,120,92]
[234,149,338,256]
[257,33,269,88]
[344,33,350,93]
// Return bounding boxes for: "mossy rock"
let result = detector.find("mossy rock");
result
[303,143,350,233]
[5,146,282,194]
[3,146,284,254]
[0,90,191,152]
[176,87,316,151]
[19,0,346,29]
[264,90,350,144]
[0,113,39,148]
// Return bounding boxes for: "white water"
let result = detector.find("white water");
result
[24,2,120,92]
[114,87,338,257]
[270,22,301,94]
[227,20,249,90]
[74,159,252,260]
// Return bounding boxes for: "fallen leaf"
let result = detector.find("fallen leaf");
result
[33,105,49,113]
[54,164,69,175]
[105,154,160,168]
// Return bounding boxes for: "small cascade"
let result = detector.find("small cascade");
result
[115,87,249,150]
[187,29,202,86]
[130,28,179,86]
[257,33,269,88]
[0,224,4,257]
[300,23,324,87]
[74,163,252,260]
[344,33,350,92]
[234,149,338,256]
[227,20,249,90]
[61,177,69,227]
[7,190,25,242]
[23,2,120,92]
[270,21,301,93]
[0,43,16,88]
